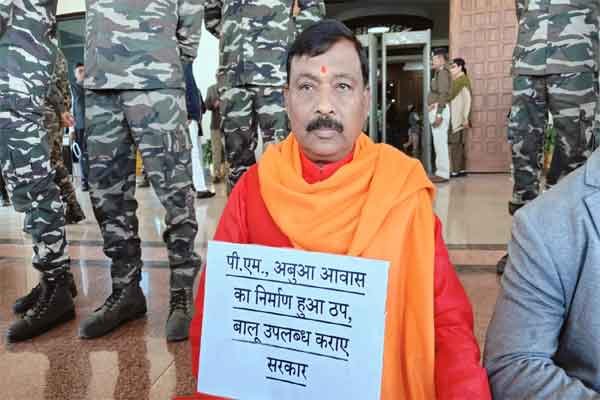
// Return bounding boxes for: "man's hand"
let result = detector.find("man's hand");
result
[293,0,301,17]
[61,112,75,128]
[433,115,443,128]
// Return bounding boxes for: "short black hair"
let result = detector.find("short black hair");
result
[432,48,449,61]
[75,62,84,69]
[452,57,467,74]
[286,19,369,87]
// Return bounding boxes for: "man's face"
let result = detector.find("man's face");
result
[285,39,370,164]
[432,54,445,70]
[75,66,85,82]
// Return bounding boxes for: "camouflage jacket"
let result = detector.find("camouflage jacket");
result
[0,0,58,114]
[85,0,203,90]
[45,47,72,115]
[513,0,599,75]
[204,0,326,88]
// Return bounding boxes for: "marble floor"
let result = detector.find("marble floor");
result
[0,174,511,399]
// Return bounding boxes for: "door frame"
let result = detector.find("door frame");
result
[358,30,432,173]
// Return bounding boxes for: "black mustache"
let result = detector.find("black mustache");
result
[306,116,344,133]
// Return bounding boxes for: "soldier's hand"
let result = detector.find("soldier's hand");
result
[293,0,301,17]
[61,112,75,128]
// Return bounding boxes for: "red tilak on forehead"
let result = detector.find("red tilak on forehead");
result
[320,65,327,74]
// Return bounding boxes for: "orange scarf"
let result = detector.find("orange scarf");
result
[258,133,437,399]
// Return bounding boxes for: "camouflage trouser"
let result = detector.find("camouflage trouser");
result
[86,89,200,289]
[0,172,8,200]
[509,72,598,205]
[449,128,466,173]
[0,108,69,274]
[43,106,81,210]
[220,85,288,189]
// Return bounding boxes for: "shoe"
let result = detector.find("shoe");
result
[496,254,508,275]
[197,190,216,199]
[22,213,32,234]
[450,172,460,178]
[7,273,76,342]
[13,271,78,315]
[166,288,194,342]
[65,203,86,225]
[508,201,526,216]
[79,282,147,339]
[1,198,11,207]
[430,175,449,184]
[138,179,150,188]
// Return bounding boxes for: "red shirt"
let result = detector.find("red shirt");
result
[187,154,491,400]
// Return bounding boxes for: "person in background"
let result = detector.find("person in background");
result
[2,0,76,343]
[81,0,203,341]
[427,48,452,183]
[71,62,89,192]
[45,48,86,224]
[449,57,471,178]
[205,80,225,184]
[403,104,421,158]
[184,62,215,199]
[485,148,600,398]
[204,0,326,192]
[495,0,599,274]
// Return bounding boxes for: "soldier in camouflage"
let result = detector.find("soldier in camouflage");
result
[44,47,86,225]
[497,0,600,274]
[1,0,78,342]
[204,0,326,190]
[509,0,599,209]
[81,0,204,341]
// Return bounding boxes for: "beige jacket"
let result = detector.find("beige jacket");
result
[450,85,472,134]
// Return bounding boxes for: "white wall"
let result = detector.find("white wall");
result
[193,25,220,140]
[58,0,85,15]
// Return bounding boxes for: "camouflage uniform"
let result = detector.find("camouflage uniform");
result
[204,0,326,188]
[84,0,202,290]
[509,0,599,208]
[0,0,69,275]
[44,47,83,214]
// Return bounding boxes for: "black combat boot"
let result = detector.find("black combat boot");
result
[7,272,76,342]
[79,282,147,339]
[165,288,194,342]
[65,202,86,225]
[13,271,78,314]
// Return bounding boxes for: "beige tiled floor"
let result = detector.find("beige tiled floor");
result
[0,174,511,399]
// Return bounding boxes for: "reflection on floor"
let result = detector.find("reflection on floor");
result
[0,174,512,399]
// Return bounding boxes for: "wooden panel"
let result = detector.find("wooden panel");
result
[450,0,516,172]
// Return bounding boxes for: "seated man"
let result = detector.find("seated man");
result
[485,148,600,397]
[189,20,490,399]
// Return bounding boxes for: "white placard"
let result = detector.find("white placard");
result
[198,241,390,400]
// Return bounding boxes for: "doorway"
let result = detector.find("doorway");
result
[358,30,432,173]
